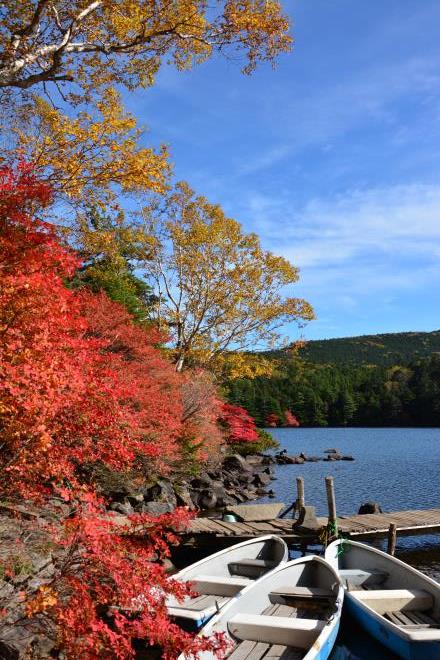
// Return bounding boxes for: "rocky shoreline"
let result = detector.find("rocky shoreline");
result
[107,448,355,515]
[108,453,277,515]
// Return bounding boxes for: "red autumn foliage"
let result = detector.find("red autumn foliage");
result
[0,163,187,494]
[283,410,300,427]
[49,501,227,659]
[79,289,186,471]
[0,163,226,658]
[265,413,279,427]
[220,403,259,444]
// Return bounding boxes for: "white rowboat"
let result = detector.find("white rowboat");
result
[325,539,440,660]
[179,555,344,660]
[168,535,288,630]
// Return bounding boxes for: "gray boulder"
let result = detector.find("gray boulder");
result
[253,472,271,487]
[142,501,175,515]
[175,484,196,510]
[222,454,252,473]
[197,490,218,509]
[110,501,134,515]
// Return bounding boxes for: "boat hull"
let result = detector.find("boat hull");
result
[306,614,340,660]
[325,539,440,660]
[345,592,440,660]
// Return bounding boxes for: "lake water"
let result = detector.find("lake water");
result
[258,428,440,658]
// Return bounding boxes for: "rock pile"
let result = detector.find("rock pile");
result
[107,453,276,515]
[273,448,354,464]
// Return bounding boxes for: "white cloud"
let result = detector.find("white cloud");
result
[247,183,440,269]
[234,182,440,332]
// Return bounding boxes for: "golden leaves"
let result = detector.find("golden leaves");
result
[213,353,278,380]
[14,88,170,207]
[25,586,58,616]
[143,181,315,373]
[223,0,292,73]
[0,0,291,93]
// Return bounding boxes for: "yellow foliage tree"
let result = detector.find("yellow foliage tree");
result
[142,182,315,371]
[0,0,291,94]
[10,89,169,208]
[211,352,280,381]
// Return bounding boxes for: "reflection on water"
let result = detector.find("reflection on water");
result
[257,428,440,658]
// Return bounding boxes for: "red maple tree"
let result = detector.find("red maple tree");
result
[283,410,300,427]
[220,403,259,444]
[0,163,226,658]
[265,413,279,427]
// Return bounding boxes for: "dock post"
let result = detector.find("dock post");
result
[387,523,397,556]
[325,476,337,537]
[295,477,305,514]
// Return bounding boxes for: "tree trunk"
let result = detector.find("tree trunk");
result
[175,355,185,372]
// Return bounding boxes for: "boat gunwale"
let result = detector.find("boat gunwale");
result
[326,539,440,592]
[173,534,289,582]
[326,539,440,644]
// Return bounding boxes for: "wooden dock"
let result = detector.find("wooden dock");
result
[186,508,440,544]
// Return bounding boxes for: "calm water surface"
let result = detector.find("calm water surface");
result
[261,427,440,517]
[257,428,440,658]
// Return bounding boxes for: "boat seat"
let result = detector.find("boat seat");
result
[192,575,251,597]
[168,595,228,622]
[339,569,388,590]
[269,586,335,605]
[228,613,326,648]
[350,589,434,615]
[228,558,278,579]
[167,593,228,613]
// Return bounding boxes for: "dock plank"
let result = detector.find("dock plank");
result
[186,508,440,543]
[223,521,264,535]
[238,521,283,533]
[268,520,296,531]
[188,519,218,533]
[190,519,227,534]
[210,520,241,536]
[225,504,285,522]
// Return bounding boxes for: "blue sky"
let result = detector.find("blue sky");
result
[125,0,440,341]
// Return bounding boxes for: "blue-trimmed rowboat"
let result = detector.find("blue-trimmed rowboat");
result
[167,535,288,631]
[178,554,344,660]
[325,539,440,660]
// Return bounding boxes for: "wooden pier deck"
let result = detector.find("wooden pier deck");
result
[187,508,440,543]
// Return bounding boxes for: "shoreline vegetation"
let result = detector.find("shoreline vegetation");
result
[227,341,440,429]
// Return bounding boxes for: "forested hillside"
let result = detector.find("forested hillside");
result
[294,330,440,366]
[227,332,440,427]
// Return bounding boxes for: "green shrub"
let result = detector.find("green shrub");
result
[229,429,279,456]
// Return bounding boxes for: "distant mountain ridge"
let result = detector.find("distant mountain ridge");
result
[229,330,440,427]
[295,330,440,366]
